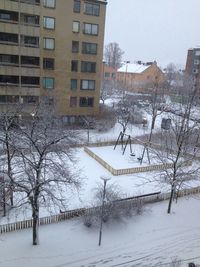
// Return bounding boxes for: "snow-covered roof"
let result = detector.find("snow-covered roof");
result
[117,63,150,74]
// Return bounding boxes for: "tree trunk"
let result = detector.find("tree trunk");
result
[32,204,39,245]
[167,184,175,214]
[3,185,6,217]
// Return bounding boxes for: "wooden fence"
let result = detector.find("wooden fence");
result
[84,146,192,176]
[1,186,200,234]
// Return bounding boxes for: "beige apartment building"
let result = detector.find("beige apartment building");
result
[0,0,107,121]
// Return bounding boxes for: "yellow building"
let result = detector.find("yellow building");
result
[116,61,165,93]
[0,0,107,121]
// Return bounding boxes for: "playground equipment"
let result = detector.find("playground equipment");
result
[114,131,151,165]
[114,131,134,156]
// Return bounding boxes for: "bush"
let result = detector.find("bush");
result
[82,184,145,227]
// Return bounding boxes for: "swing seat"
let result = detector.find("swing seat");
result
[130,153,135,156]
[137,157,142,162]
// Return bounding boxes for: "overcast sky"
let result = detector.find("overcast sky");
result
[104,0,200,68]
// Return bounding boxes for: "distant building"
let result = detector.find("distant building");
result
[116,61,165,93]
[185,47,200,93]
[0,0,107,122]
[103,64,116,81]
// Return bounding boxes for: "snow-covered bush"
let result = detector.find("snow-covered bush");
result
[83,184,145,227]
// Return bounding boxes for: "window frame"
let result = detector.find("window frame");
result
[43,77,54,89]
[72,21,80,33]
[81,80,95,90]
[43,0,56,8]
[82,42,97,55]
[72,41,79,53]
[43,16,55,30]
[71,60,78,72]
[73,0,81,13]
[70,79,78,90]
[79,97,94,107]
[43,37,55,50]
[81,61,96,73]
[70,96,77,107]
[84,2,100,16]
[43,58,54,69]
[83,23,98,35]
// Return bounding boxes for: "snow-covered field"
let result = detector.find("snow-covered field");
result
[0,196,200,267]
[1,142,200,225]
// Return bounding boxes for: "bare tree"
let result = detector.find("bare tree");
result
[153,84,200,214]
[140,78,166,164]
[0,107,23,214]
[115,96,134,134]
[104,42,124,69]
[100,79,115,105]
[8,104,81,245]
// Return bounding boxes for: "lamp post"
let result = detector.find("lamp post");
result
[123,61,130,98]
[98,176,111,246]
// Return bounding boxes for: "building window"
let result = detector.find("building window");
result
[73,0,81,13]
[84,3,100,16]
[72,41,79,53]
[42,96,54,105]
[0,95,19,103]
[71,60,78,72]
[83,23,98,35]
[43,58,54,69]
[21,76,40,86]
[43,0,56,8]
[71,79,77,90]
[104,72,110,78]
[0,10,18,22]
[43,17,55,29]
[81,80,95,90]
[21,35,39,47]
[43,38,55,49]
[72,21,80,33]
[70,97,77,107]
[82,42,97,54]
[21,56,40,66]
[0,75,19,85]
[79,97,94,107]
[21,14,39,25]
[194,59,200,65]
[22,95,39,104]
[0,54,19,65]
[195,51,200,56]
[43,77,54,89]
[20,0,40,5]
[193,69,199,74]
[81,61,96,73]
[0,32,18,44]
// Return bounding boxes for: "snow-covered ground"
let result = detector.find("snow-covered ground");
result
[1,142,200,225]
[89,144,162,169]
[0,195,200,267]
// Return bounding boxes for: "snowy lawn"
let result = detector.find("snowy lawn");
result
[1,146,200,225]
[0,195,200,267]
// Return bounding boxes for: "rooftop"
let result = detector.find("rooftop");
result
[117,63,150,74]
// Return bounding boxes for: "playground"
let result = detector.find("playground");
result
[88,144,157,169]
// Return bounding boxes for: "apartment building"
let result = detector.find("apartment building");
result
[0,0,107,120]
[185,47,200,94]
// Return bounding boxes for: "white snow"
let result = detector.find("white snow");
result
[89,145,159,169]
[117,63,149,74]
[0,195,200,267]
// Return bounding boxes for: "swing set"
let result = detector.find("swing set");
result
[114,131,151,165]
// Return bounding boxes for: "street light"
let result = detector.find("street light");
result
[98,176,111,246]
[123,61,130,98]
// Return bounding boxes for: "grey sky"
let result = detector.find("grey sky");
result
[104,0,200,68]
